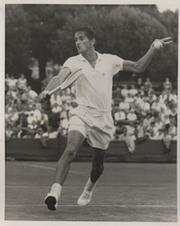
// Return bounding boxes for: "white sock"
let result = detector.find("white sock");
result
[84,178,96,192]
[49,183,62,201]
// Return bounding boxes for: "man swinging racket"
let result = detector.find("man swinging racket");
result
[40,26,172,210]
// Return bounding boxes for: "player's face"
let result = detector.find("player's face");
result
[74,31,94,54]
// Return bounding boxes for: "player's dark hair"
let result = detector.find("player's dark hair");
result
[74,26,95,40]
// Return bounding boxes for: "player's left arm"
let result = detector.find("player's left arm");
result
[123,37,173,73]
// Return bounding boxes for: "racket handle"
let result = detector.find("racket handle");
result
[45,93,51,99]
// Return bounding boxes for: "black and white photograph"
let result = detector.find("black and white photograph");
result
[1,1,179,224]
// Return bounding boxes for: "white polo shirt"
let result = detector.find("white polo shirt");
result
[63,52,124,111]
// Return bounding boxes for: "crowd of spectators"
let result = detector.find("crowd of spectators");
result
[5,72,177,150]
[113,77,177,152]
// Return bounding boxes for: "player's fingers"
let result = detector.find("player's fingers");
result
[163,40,173,45]
[160,37,173,42]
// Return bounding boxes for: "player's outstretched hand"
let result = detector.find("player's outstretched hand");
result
[151,37,173,50]
[39,90,51,101]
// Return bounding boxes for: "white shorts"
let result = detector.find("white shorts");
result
[68,105,115,150]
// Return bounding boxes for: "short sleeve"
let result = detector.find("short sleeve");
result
[111,55,124,75]
[63,57,79,73]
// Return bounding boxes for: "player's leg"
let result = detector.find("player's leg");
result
[77,148,106,206]
[45,130,85,210]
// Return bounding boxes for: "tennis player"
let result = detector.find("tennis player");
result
[41,27,172,210]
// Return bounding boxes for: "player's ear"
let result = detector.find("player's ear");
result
[91,38,95,46]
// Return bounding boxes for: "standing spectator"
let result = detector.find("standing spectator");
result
[144,77,153,95]
[7,75,17,89]
[136,77,143,89]
[163,77,172,93]
[113,87,122,99]
[41,73,54,90]
[17,73,27,91]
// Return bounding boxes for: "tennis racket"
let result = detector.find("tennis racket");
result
[48,68,83,96]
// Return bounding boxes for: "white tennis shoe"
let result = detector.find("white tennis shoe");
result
[77,190,93,206]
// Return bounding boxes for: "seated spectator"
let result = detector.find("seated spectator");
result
[114,110,126,122]
[151,97,162,113]
[129,84,138,96]
[5,73,11,86]
[59,116,69,136]
[119,98,130,112]
[27,86,38,99]
[159,91,168,103]
[61,89,72,103]
[16,112,29,138]
[34,109,49,147]
[125,93,134,105]
[138,85,145,96]
[161,121,176,154]
[27,112,38,131]
[141,100,150,116]
[168,89,177,104]
[29,103,42,122]
[51,103,62,114]
[143,114,154,129]
[135,119,147,143]
[148,90,157,104]
[134,93,143,107]
[170,105,177,118]
[121,84,129,98]
[127,108,137,122]
[50,93,62,107]
[146,121,156,139]
[154,116,164,131]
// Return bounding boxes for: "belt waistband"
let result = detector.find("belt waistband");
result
[79,105,111,115]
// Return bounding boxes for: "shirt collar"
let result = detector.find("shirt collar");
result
[78,51,103,62]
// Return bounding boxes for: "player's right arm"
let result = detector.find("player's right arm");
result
[40,67,71,98]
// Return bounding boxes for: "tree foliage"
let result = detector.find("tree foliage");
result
[5,5,31,75]
[5,4,178,83]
